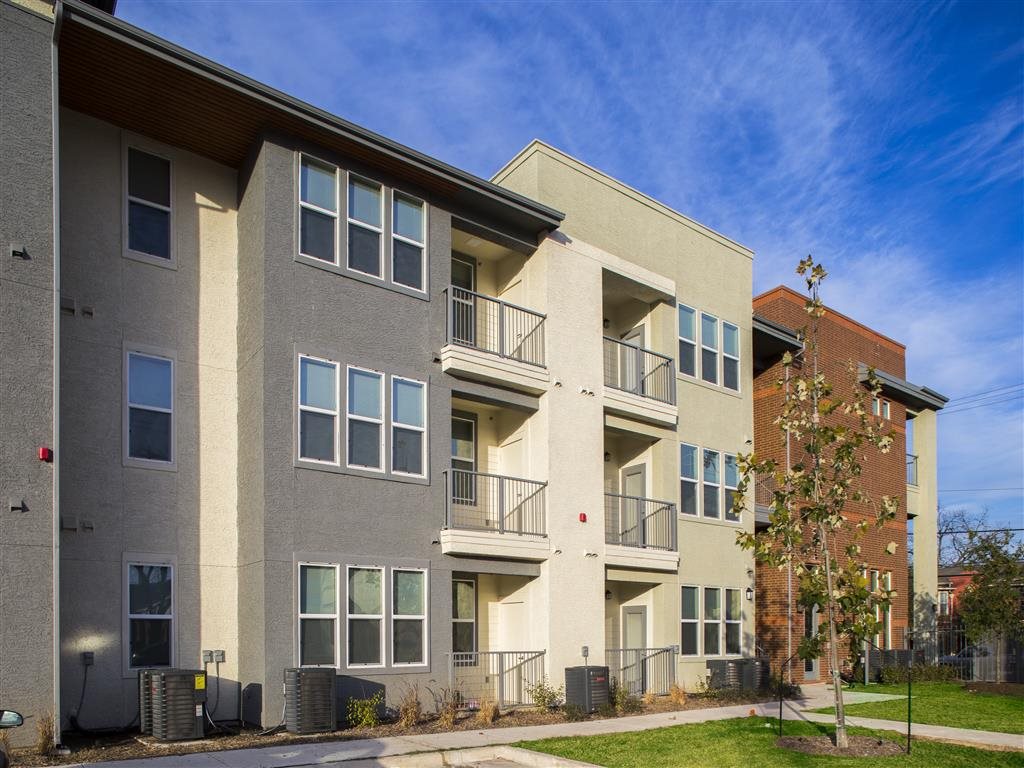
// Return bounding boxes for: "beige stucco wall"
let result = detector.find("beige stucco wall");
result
[909,409,939,646]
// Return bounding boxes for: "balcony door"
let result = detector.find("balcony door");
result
[451,413,477,508]
[451,255,476,347]
[620,326,646,395]
[621,606,647,694]
[619,464,646,547]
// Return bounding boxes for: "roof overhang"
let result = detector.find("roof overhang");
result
[858,364,948,411]
[752,314,802,372]
[56,0,563,243]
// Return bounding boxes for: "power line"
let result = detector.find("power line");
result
[944,381,1023,405]
[939,528,1024,534]
[939,487,1024,492]
[940,392,1024,415]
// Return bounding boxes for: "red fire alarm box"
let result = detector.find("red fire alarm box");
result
[38,447,53,462]
[578,512,587,523]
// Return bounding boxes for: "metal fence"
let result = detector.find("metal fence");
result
[444,469,547,536]
[865,626,1024,683]
[602,337,676,405]
[906,454,918,486]
[447,287,546,367]
[447,650,547,710]
[607,647,677,697]
[604,494,677,551]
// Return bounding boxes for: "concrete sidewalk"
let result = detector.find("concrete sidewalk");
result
[65,693,1022,768]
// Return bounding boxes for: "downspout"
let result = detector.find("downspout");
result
[51,0,64,748]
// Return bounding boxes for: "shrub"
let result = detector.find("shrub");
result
[642,691,657,707]
[614,684,642,714]
[428,685,459,730]
[879,663,957,684]
[668,683,687,706]
[562,703,587,722]
[596,702,618,718]
[36,712,54,756]
[396,684,422,729]
[0,728,11,759]
[347,691,384,729]
[476,698,499,726]
[525,677,564,710]
[767,676,801,699]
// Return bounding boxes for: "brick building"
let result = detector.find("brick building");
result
[751,286,946,684]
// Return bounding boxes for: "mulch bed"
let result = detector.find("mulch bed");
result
[777,735,905,757]
[6,691,777,766]
[964,681,1024,698]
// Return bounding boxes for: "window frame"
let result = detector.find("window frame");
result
[298,154,340,265]
[391,192,427,294]
[391,568,428,667]
[680,585,700,657]
[882,572,892,650]
[452,576,477,655]
[679,443,699,516]
[346,365,386,473]
[346,174,385,280]
[700,312,719,385]
[677,303,698,379]
[123,142,175,269]
[391,376,427,479]
[723,453,741,522]
[702,586,723,656]
[724,587,743,656]
[346,564,386,669]
[124,557,175,674]
[702,448,721,519]
[297,562,341,668]
[298,354,340,466]
[722,321,740,392]
[123,345,176,470]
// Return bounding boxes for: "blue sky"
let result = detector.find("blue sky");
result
[119,0,1024,535]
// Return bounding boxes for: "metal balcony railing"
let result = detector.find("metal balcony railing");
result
[444,469,546,536]
[602,337,676,405]
[607,647,677,697]
[447,650,546,709]
[907,454,919,486]
[604,493,677,551]
[447,286,546,367]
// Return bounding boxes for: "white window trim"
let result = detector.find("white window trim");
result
[882,400,891,420]
[677,303,697,379]
[700,312,719,385]
[123,141,175,269]
[452,577,477,654]
[391,568,429,667]
[391,193,427,294]
[124,556,176,675]
[702,586,724,657]
[723,453,741,522]
[298,355,340,466]
[297,562,341,668]
[298,154,340,265]
[346,175,385,279]
[702,448,721,520]
[724,587,743,656]
[680,443,699,516]
[681,584,701,657]
[123,345,176,471]
[722,321,740,393]
[391,376,427,479]
[346,565,386,669]
[882,572,892,650]
[346,366,385,473]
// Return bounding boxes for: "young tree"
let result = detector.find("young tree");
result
[937,506,991,567]
[735,257,899,749]
[958,531,1024,644]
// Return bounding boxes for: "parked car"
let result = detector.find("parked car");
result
[938,644,989,678]
[0,710,24,768]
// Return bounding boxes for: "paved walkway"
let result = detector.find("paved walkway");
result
[66,692,1023,768]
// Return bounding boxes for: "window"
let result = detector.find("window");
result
[882,400,891,420]
[703,449,720,518]
[873,397,890,419]
[725,588,742,655]
[677,304,696,377]
[347,367,384,471]
[722,322,739,391]
[348,177,383,277]
[700,313,718,385]
[299,157,337,263]
[127,563,173,668]
[299,356,338,463]
[724,454,740,522]
[939,590,950,616]
[882,572,892,650]
[680,443,698,515]
[392,194,425,291]
[392,378,425,477]
[681,586,699,655]
[703,587,721,656]
[126,147,171,261]
[870,569,882,647]
[451,415,476,503]
[452,578,476,654]
[347,566,384,666]
[392,569,427,665]
[126,351,173,463]
[299,564,338,666]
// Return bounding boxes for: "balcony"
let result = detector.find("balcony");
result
[604,493,679,571]
[440,469,549,561]
[441,287,549,394]
[602,336,677,427]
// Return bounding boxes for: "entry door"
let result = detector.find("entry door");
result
[619,464,646,547]
[622,606,647,695]
[451,255,476,346]
[451,415,476,508]
[803,605,820,681]
[619,326,645,394]
[498,601,527,705]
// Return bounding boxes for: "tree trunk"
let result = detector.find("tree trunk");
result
[821,525,849,749]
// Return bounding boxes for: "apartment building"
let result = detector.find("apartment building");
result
[2,0,756,745]
[750,287,946,683]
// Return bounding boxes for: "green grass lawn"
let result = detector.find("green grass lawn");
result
[811,682,1024,735]
[518,717,1024,767]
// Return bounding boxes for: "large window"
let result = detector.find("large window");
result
[299,356,339,463]
[126,147,171,261]
[348,177,383,277]
[680,443,698,515]
[681,585,743,658]
[702,449,720,519]
[722,322,739,391]
[681,586,700,656]
[700,312,719,385]
[392,378,426,477]
[452,578,476,654]
[392,194,425,291]
[347,367,384,471]
[126,350,173,464]
[725,588,742,654]
[299,564,338,666]
[703,587,722,655]
[127,562,173,668]
[724,454,740,522]
[677,304,697,377]
[299,157,337,263]
[392,569,427,665]
[347,566,384,667]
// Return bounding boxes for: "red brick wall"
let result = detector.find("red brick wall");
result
[753,287,909,684]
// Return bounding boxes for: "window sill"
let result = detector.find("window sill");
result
[678,514,744,529]
[123,456,177,472]
[294,458,430,485]
[294,253,429,302]
[676,373,743,400]
[124,249,177,271]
